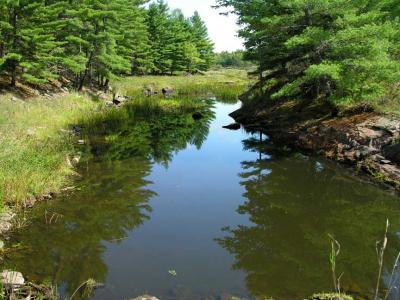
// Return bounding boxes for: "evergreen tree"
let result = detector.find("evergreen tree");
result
[0,0,61,86]
[146,0,172,74]
[217,0,400,104]
[168,9,192,73]
[189,11,214,71]
[0,0,215,87]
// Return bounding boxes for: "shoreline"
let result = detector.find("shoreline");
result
[231,99,400,191]
[0,70,249,237]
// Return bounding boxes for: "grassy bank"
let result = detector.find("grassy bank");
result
[0,69,248,209]
[0,93,101,208]
[113,69,250,102]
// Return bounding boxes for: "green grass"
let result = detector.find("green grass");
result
[113,69,250,103]
[0,69,250,208]
[0,93,101,207]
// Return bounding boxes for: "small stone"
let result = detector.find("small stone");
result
[381,159,392,165]
[72,155,81,165]
[78,140,85,145]
[10,96,21,102]
[0,270,25,286]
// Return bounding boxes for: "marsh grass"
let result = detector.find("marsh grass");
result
[0,69,249,209]
[113,69,250,103]
[0,93,100,207]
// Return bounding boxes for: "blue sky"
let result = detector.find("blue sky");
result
[150,0,244,52]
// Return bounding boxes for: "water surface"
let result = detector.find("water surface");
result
[5,99,400,300]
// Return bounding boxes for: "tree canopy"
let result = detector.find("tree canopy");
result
[0,0,214,89]
[217,0,400,105]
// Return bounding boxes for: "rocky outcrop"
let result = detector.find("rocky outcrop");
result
[231,100,400,189]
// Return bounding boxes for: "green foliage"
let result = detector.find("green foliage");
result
[146,1,214,75]
[0,0,214,88]
[217,0,400,106]
[0,93,100,206]
[113,69,249,102]
[214,50,254,69]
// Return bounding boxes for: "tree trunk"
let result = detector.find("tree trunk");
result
[104,79,109,92]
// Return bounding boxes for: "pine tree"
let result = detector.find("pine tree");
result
[217,0,400,104]
[146,0,172,74]
[0,0,215,87]
[189,11,214,71]
[167,9,192,74]
[0,0,61,86]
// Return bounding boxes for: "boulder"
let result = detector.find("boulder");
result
[0,270,25,286]
[0,211,15,234]
[383,144,400,164]
[144,88,158,97]
[162,87,174,98]
[223,123,241,130]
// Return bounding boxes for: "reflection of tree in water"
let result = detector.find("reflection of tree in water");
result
[218,138,400,300]
[90,101,215,166]
[6,159,155,298]
[5,102,215,298]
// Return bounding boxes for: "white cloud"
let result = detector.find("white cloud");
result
[149,0,244,52]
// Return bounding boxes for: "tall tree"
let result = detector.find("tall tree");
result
[217,0,400,105]
[146,0,172,74]
[189,11,214,71]
[0,0,61,86]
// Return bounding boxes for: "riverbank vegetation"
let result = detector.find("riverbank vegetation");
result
[0,69,248,209]
[0,0,214,91]
[217,0,400,113]
[114,69,250,102]
[0,93,99,207]
[213,51,255,70]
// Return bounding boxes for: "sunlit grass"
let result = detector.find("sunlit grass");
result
[0,93,101,206]
[113,69,251,103]
[0,69,251,208]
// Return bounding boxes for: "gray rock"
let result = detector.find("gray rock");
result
[10,96,21,102]
[78,139,85,145]
[0,270,25,286]
[144,88,158,97]
[381,159,392,165]
[162,87,174,98]
[0,211,15,234]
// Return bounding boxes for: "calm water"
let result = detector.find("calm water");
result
[5,99,400,300]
